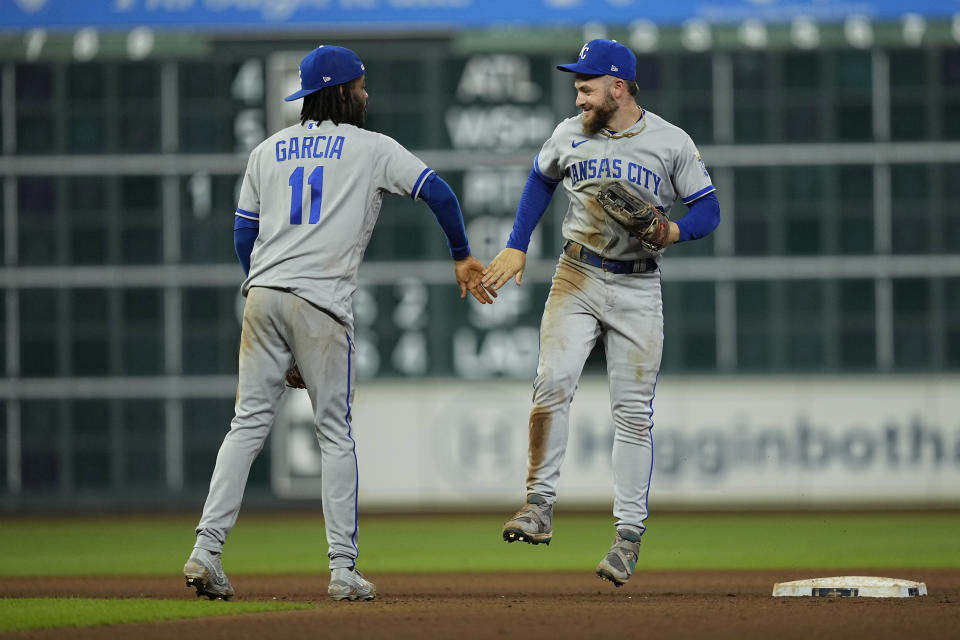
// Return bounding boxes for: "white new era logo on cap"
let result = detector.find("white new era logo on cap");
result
[323,76,331,82]
[611,65,619,72]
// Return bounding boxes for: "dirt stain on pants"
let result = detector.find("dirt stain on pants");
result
[525,407,551,489]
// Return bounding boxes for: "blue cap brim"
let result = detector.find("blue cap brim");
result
[556,62,605,76]
[283,70,365,102]
[284,88,318,102]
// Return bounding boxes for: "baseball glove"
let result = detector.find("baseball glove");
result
[595,181,670,252]
[285,364,306,389]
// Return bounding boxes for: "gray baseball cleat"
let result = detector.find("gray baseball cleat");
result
[596,528,642,586]
[502,494,553,545]
[184,548,235,600]
[328,567,377,601]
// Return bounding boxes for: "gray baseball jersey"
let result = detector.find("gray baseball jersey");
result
[235,119,434,328]
[193,119,434,572]
[517,110,716,541]
[534,109,715,260]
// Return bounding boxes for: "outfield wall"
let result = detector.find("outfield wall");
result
[271,375,960,509]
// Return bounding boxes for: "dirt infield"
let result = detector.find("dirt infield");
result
[2,569,958,639]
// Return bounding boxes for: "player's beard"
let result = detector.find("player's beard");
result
[581,89,617,136]
[345,92,367,129]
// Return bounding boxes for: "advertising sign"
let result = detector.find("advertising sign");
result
[272,375,960,508]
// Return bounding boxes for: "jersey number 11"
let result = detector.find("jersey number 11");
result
[288,166,324,224]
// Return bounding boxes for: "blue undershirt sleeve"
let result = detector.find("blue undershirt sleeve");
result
[675,191,720,243]
[418,173,471,260]
[233,216,259,276]
[506,168,559,252]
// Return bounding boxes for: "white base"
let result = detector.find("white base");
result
[772,576,927,598]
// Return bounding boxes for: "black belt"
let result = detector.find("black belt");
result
[563,241,658,274]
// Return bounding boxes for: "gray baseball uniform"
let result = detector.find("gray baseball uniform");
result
[528,109,714,534]
[239,120,434,332]
[193,118,435,569]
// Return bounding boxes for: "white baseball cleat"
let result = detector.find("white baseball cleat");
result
[596,528,641,587]
[184,548,235,600]
[501,495,553,545]
[328,567,376,601]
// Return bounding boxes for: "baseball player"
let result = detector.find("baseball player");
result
[482,39,720,586]
[183,45,494,602]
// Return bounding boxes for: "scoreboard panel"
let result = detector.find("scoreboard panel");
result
[3,28,960,387]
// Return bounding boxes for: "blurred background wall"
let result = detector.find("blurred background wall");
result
[0,1,958,513]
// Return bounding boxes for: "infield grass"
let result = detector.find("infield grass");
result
[1,511,957,576]
[0,598,313,632]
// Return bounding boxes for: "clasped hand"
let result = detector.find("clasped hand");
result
[455,248,528,304]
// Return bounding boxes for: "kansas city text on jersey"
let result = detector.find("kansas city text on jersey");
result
[275,135,346,162]
[567,157,663,196]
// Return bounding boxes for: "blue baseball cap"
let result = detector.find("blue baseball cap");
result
[556,39,637,82]
[284,45,365,102]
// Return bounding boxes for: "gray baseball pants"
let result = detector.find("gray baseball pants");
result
[194,286,360,569]
[526,252,663,536]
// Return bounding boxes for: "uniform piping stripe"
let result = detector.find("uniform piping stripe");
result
[411,168,434,200]
[640,369,659,536]
[640,269,664,536]
[235,208,260,220]
[681,185,716,204]
[344,331,360,560]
